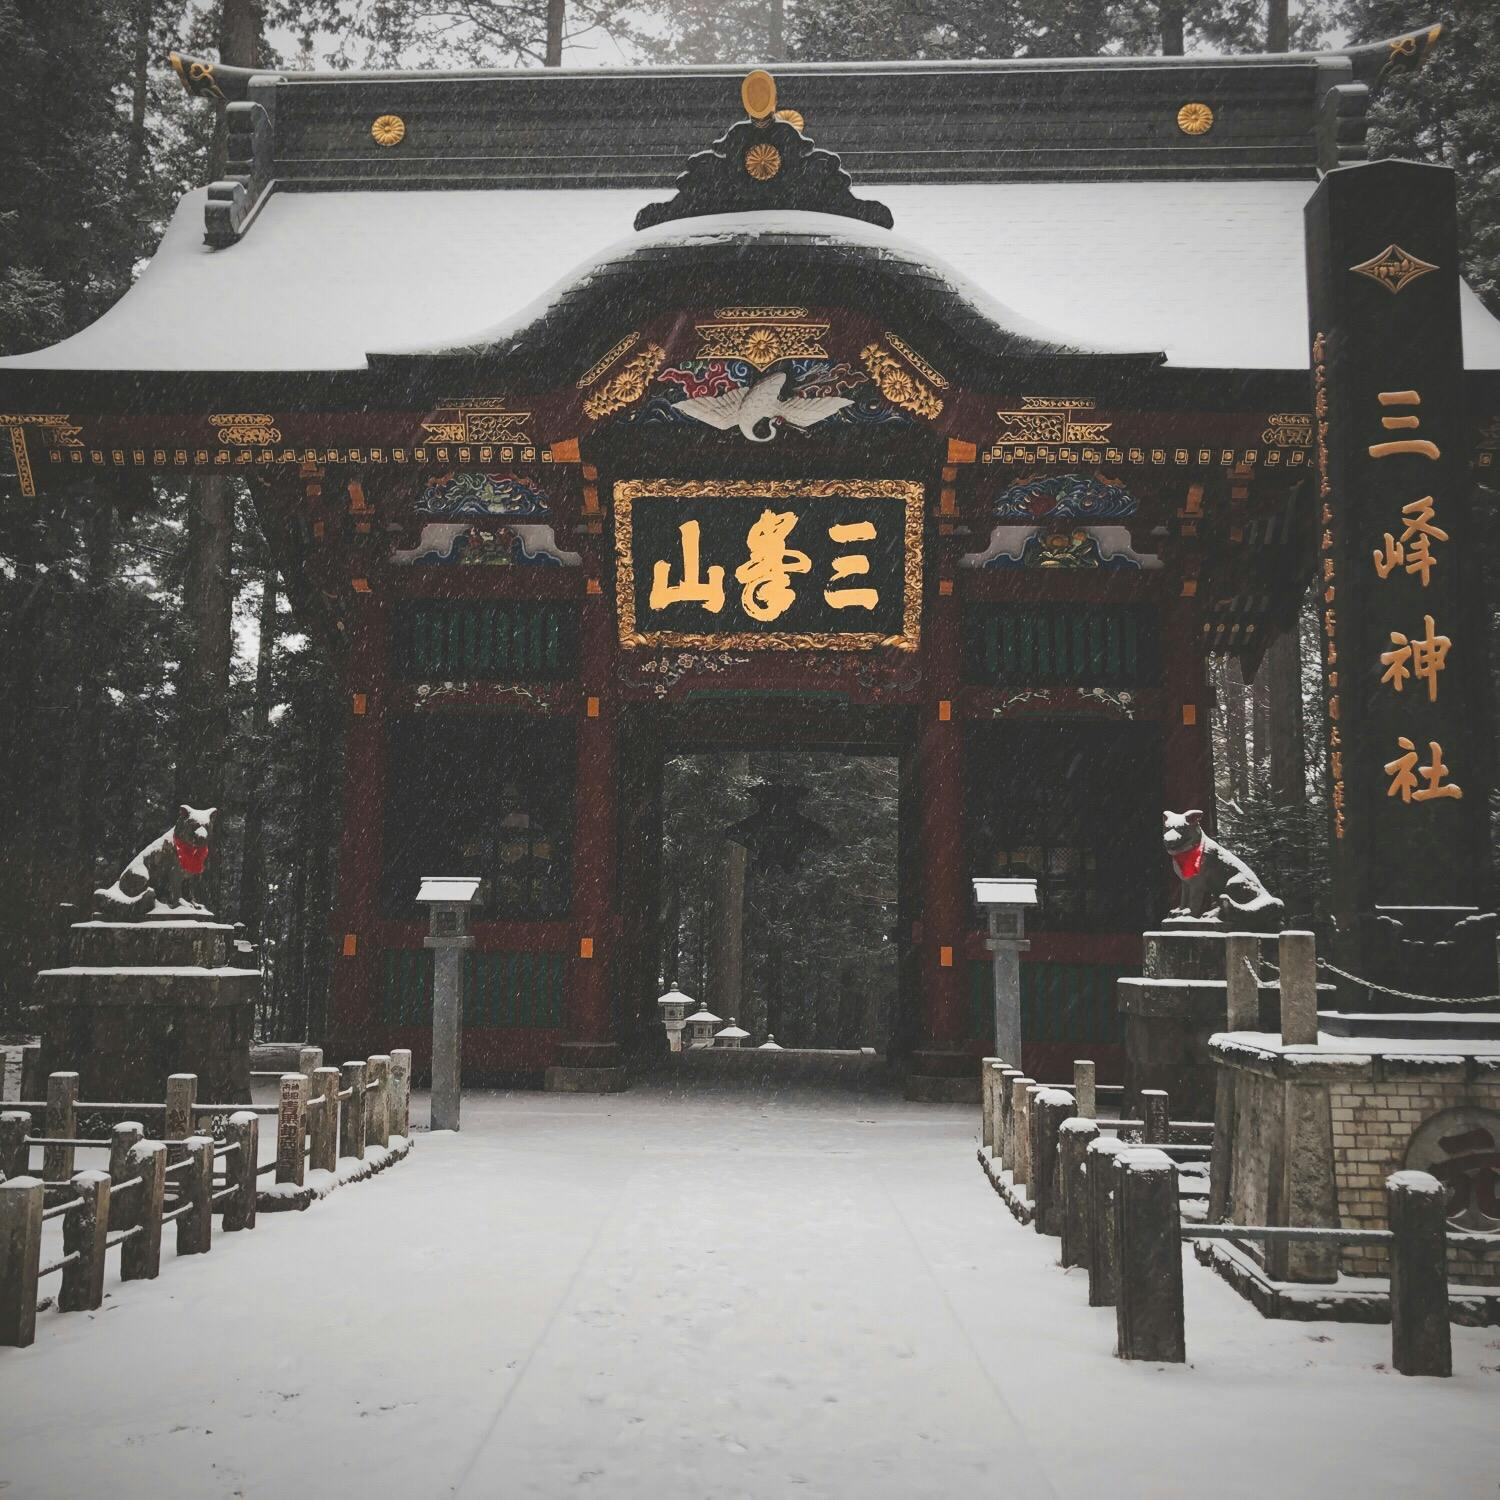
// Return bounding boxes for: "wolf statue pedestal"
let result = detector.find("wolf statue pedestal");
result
[34,807,258,1105]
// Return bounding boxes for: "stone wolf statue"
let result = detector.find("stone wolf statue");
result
[1162,809,1284,931]
[94,805,217,919]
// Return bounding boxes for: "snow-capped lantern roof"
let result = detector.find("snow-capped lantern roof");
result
[658,985,694,1009]
[758,1034,784,1050]
[715,1018,750,1040]
[684,1004,722,1027]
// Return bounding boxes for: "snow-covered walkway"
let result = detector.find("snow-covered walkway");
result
[1,1083,1494,1498]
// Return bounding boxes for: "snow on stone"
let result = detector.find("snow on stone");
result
[8,180,1499,375]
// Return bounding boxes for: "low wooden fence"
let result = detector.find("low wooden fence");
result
[978,1051,1500,1377]
[0,1048,412,1348]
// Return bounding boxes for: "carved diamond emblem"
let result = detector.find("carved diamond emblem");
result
[1349,243,1439,295]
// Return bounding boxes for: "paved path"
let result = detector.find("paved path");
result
[1,1084,1495,1498]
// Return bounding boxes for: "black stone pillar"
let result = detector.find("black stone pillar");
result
[1305,159,1495,998]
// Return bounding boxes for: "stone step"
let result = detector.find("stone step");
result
[1318,1009,1500,1040]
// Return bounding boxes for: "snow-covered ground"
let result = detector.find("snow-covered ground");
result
[1,1082,1494,1499]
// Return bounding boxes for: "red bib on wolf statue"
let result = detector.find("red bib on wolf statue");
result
[174,835,211,875]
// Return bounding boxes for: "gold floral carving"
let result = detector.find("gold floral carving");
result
[745,144,782,180]
[715,306,808,321]
[695,320,828,369]
[583,344,667,420]
[614,478,923,652]
[210,413,282,445]
[994,397,1109,444]
[576,332,641,388]
[774,108,805,131]
[883,332,948,389]
[1261,413,1313,448]
[421,397,532,445]
[860,344,944,419]
[371,115,406,147]
[1176,102,1214,135]
[1,412,84,498]
[1349,243,1438,295]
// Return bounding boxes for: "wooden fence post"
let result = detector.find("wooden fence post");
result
[980,1057,1000,1150]
[107,1121,144,1229]
[1031,1089,1074,1237]
[367,1055,391,1150]
[1073,1060,1096,1120]
[0,1111,28,1179]
[390,1050,412,1139]
[309,1067,340,1174]
[276,1073,308,1186]
[59,1169,110,1313]
[340,1061,367,1161]
[1012,1079,1035,1188]
[1059,1117,1101,1269]
[178,1135,214,1256]
[1387,1170,1451,1378]
[1087,1135,1129,1307]
[0,1176,43,1347]
[298,1045,324,1078]
[43,1071,78,1182]
[121,1141,165,1281]
[1141,1088,1170,1144]
[223,1112,259,1232]
[1114,1148,1184,1362]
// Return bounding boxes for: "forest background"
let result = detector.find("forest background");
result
[1,0,1496,1045]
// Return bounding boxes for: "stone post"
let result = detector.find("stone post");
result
[0,1111,29,1179]
[107,1121,144,1229]
[1279,931,1319,1046]
[276,1073,308,1186]
[309,1067,340,1174]
[1059,1117,1101,1269]
[178,1134,214,1257]
[1224,933,1262,1031]
[298,1045,324,1078]
[59,1169,110,1313]
[980,1057,1000,1150]
[390,1049,413,1138]
[165,1073,197,1163]
[340,1061,367,1161]
[366,1055,391,1150]
[43,1071,78,1182]
[121,1140,165,1281]
[1087,1135,1129,1307]
[1387,1170,1451,1377]
[1114,1148,1185,1362]
[997,1067,1021,1172]
[1072,1060,1096,1120]
[1031,1089,1074,1237]
[1266,1077,1340,1284]
[223,1112,259,1232]
[1011,1078,1035,1188]
[0,1176,43,1347]
[1142,1088,1170,1144]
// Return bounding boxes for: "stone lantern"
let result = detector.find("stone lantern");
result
[714,1018,750,1048]
[972,876,1039,1069]
[657,985,694,1052]
[758,1034,784,1051]
[417,875,480,1131]
[682,1002,723,1049]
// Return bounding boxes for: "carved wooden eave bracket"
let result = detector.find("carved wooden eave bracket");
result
[633,70,893,234]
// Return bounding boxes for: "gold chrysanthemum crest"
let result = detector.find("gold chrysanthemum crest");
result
[745,144,782,181]
[1176,102,1214,136]
[861,344,944,419]
[371,114,406,147]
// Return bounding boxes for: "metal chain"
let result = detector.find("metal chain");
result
[1256,953,1500,1007]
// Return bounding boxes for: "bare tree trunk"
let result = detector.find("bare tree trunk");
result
[1251,658,1271,792]
[1160,3,1186,54]
[545,0,564,65]
[1266,0,1290,52]
[709,753,748,1026]
[302,690,338,1046]
[767,0,785,61]
[125,0,150,208]
[1222,657,1249,804]
[70,501,116,884]
[237,564,278,939]
[1267,626,1305,803]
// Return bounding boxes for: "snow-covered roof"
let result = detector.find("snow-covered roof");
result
[8,178,1496,376]
[684,1006,723,1026]
[715,1021,750,1039]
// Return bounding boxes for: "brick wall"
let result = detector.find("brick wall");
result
[1331,1076,1500,1284]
